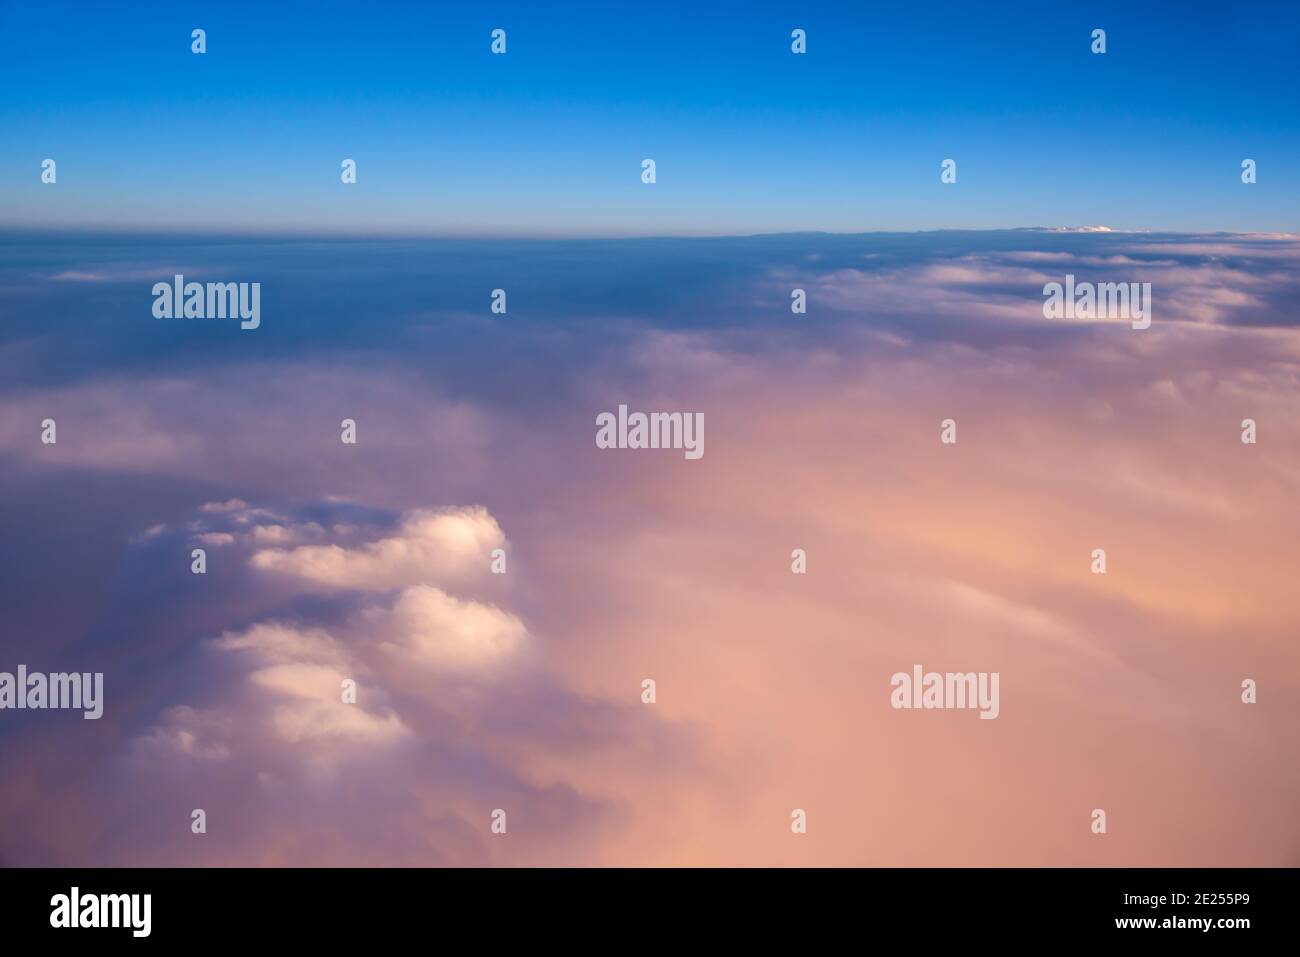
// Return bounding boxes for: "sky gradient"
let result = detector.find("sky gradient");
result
[2,0,1298,235]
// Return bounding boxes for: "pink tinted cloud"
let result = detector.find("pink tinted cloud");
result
[2,235,1297,865]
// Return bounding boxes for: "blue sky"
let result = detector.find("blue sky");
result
[1,0,1297,235]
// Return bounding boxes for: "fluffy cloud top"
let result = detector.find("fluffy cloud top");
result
[368,586,526,671]
[249,507,504,591]
[138,504,526,766]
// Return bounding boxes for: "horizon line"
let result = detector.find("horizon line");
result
[3,224,1297,244]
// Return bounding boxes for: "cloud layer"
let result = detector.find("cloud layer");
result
[1,231,1297,865]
